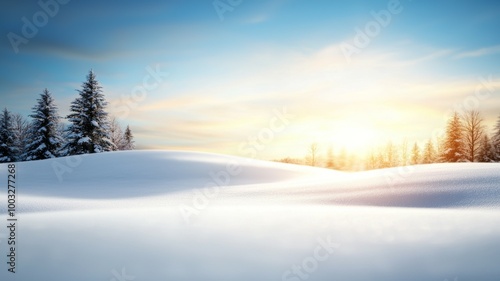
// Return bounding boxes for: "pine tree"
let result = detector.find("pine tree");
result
[478,134,496,162]
[384,141,397,167]
[492,114,500,161]
[11,113,30,161]
[122,125,135,150]
[411,142,420,165]
[400,139,409,165]
[0,108,16,163]
[64,70,113,155]
[24,89,64,160]
[441,112,465,162]
[422,139,435,164]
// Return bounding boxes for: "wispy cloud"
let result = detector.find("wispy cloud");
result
[454,45,500,59]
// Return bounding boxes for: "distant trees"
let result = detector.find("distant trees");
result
[422,139,435,164]
[0,109,16,163]
[275,110,500,170]
[109,116,125,151]
[1,70,135,163]
[306,143,318,166]
[326,146,335,168]
[493,115,500,161]
[122,125,135,150]
[462,110,484,162]
[11,113,30,161]
[478,134,496,162]
[441,112,465,162]
[411,142,420,165]
[24,89,64,160]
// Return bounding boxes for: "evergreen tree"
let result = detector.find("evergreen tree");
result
[0,108,16,163]
[11,113,30,161]
[122,125,135,150]
[478,134,496,162]
[441,112,465,162]
[384,141,397,167]
[24,89,64,160]
[400,139,409,165]
[492,114,500,161]
[64,70,113,155]
[422,139,435,164]
[411,142,420,165]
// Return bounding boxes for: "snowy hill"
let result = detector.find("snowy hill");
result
[1,150,500,280]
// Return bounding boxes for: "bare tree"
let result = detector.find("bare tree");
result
[109,116,125,151]
[326,146,334,168]
[306,143,318,166]
[462,110,484,162]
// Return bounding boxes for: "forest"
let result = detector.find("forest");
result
[0,70,134,163]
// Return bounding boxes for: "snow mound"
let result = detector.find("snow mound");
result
[1,151,500,281]
[2,150,500,212]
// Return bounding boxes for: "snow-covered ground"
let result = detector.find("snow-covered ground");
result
[1,150,500,280]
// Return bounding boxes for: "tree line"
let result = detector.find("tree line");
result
[276,110,500,170]
[0,70,134,163]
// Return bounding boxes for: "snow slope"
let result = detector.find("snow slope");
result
[1,150,500,280]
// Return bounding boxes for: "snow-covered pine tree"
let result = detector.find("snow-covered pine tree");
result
[64,70,113,155]
[122,125,135,150]
[492,114,500,161]
[0,108,16,163]
[441,112,465,162]
[24,89,64,160]
[11,113,30,161]
[477,134,496,162]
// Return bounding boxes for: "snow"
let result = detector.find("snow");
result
[1,150,500,280]
[77,136,90,144]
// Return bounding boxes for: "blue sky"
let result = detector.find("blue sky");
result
[1,0,500,159]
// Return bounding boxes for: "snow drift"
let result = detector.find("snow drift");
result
[0,150,499,281]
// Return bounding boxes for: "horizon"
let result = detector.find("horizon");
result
[1,0,500,160]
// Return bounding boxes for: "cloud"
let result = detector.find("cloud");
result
[454,45,500,59]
